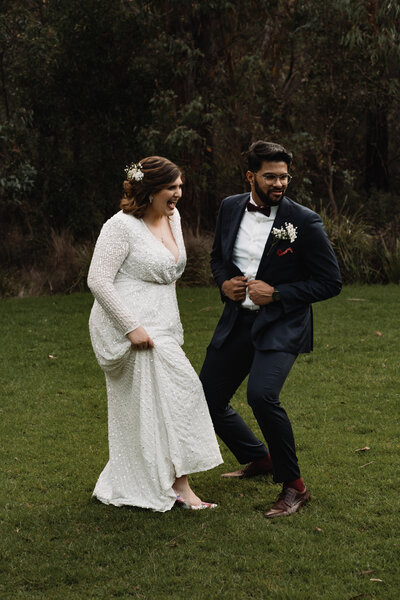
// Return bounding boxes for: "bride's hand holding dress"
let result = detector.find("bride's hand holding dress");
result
[126,326,154,350]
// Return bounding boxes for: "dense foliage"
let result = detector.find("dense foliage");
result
[1,0,400,292]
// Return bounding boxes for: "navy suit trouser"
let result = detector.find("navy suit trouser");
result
[200,310,301,483]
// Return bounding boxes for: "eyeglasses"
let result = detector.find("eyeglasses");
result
[255,172,292,185]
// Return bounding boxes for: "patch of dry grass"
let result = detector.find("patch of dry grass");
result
[1,228,93,297]
[179,228,214,287]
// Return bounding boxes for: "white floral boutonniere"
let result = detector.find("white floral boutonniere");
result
[272,222,298,243]
[125,162,144,182]
[268,222,298,256]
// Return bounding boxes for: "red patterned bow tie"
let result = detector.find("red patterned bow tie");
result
[246,201,271,217]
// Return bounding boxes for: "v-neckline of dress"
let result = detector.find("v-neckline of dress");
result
[140,216,180,265]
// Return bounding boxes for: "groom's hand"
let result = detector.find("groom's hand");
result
[222,276,248,301]
[248,280,275,305]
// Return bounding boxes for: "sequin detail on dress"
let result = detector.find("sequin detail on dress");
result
[87,209,222,512]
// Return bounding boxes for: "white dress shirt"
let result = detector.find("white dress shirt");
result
[232,194,278,310]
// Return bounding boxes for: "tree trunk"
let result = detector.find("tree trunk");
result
[365,106,389,190]
[0,52,10,120]
[326,152,338,219]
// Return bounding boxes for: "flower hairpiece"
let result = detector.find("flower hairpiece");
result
[125,162,144,182]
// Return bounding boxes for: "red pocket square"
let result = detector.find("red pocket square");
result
[277,248,293,256]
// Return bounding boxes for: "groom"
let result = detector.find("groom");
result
[200,140,342,517]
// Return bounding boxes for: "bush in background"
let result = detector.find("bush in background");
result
[1,229,93,297]
[1,210,399,298]
[0,226,215,297]
[179,229,214,287]
[322,210,380,283]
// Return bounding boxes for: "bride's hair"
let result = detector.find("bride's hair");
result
[121,156,181,218]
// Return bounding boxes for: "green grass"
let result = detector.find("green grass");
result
[0,286,399,600]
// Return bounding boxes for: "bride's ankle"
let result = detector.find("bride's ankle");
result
[172,476,202,505]
[173,487,201,505]
[172,482,186,495]
[173,475,188,491]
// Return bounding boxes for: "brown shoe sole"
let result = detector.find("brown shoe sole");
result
[221,468,273,479]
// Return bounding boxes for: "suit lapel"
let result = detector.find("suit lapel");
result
[256,196,293,277]
[225,194,249,259]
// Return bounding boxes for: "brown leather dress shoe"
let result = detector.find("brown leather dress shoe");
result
[264,486,310,518]
[221,456,273,478]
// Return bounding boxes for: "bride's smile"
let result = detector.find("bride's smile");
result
[150,177,183,217]
[167,199,177,210]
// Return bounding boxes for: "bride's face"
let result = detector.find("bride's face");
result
[150,176,183,217]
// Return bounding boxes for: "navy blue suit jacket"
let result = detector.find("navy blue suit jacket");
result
[209,193,342,353]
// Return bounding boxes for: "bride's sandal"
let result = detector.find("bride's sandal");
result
[175,493,217,510]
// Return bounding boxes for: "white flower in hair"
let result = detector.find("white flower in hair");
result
[125,162,144,181]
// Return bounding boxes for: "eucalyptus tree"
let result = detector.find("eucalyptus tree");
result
[1,0,399,245]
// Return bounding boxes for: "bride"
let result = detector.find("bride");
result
[87,156,222,512]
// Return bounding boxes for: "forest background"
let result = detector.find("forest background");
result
[1,0,400,296]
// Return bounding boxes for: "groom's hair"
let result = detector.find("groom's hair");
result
[247,141,293,172]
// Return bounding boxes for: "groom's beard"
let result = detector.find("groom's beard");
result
[254,179,284,206]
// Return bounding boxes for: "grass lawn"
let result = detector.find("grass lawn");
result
[0,285,399,600]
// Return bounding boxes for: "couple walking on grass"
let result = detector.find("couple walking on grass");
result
[87,140,342,517]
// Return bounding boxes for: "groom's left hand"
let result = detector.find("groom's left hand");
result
[248,280,275,305]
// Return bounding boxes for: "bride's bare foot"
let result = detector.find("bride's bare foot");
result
[172,475,202,507]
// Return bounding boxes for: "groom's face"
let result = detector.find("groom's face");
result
[247,161,290,207]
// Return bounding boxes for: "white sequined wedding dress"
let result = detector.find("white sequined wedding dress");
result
[87,209,222,512]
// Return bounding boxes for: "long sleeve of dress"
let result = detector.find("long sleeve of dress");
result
[87,217,140,334]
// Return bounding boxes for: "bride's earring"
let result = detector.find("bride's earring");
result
[149,195,153,204]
